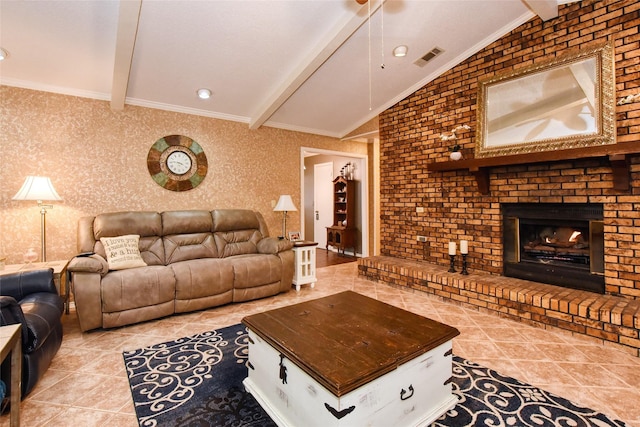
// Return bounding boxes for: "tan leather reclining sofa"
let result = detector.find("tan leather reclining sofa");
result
[67,209,294,332]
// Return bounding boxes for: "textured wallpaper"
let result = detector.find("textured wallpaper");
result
[0,86,368,264]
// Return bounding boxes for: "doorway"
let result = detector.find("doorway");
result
[313,162,334,248]
[301,148,369,257]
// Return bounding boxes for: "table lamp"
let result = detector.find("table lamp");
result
[273,195,297,239]
[13,176,63,262]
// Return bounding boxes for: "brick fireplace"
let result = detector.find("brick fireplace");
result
[363,1,640,356]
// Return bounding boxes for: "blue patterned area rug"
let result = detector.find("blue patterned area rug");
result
[123,324,626,427]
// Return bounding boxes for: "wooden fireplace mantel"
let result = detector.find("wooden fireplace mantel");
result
[426,142,640,195]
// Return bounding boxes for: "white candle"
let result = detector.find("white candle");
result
[460,240,469,254]
[448,241,456,256]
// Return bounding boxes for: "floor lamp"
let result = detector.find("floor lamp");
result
[273,195,297,239]
[13,176,63,262]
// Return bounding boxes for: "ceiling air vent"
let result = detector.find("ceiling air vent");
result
[414,47,443,67]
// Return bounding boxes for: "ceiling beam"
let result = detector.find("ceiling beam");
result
[111,0,142,110]
[522,0,558,21]
[248,1,383,130]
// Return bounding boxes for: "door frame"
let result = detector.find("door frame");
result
[300,147,369,257]
[313,162,334,249]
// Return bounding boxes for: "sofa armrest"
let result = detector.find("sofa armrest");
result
[2,292,63,354]
[67,254,109,276]
[257,237,294,254]
[67,254,109,332]
[19,293,63,353]
[0,269,58,300]
[0,295,29,346]
[276,249,295,293]
[1,271,60,349]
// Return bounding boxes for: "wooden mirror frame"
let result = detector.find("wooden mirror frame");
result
[475,42,615,159]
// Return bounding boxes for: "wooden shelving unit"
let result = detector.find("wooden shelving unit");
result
[426,142,640,194]
[326,176,356,255]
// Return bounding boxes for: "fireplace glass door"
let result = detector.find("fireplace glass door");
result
[503,204,604,293]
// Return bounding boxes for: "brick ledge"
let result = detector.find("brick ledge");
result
[358,256,640,357]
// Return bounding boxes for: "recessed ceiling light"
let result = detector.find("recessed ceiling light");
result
[197,88,211,99]
[0,48,8,61]
[393,45,408,57]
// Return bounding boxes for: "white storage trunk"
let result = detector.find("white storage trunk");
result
[243,329,457,427]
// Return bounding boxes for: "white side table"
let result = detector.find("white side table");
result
[292,241,318,291]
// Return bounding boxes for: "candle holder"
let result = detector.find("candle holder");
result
[461,253,469,275]
[448,254,456,273]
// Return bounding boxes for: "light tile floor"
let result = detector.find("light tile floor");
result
[2,263,640,426]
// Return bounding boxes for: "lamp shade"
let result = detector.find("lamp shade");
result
[13,176,62,201]
[273,195,297,212]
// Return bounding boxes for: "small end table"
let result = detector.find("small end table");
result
[292,241,318,291]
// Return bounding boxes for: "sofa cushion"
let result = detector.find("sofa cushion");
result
[93,211,165,265]
[212,209,261,232]
[94,211,162,238]
[100,235,148,270]
[139,236,165,265]
[171,258,233,302]
[100,266,175,313]
[162,210,213,235]
[164,234,217,264]
[228,254,283,289]
[215,230,262,257]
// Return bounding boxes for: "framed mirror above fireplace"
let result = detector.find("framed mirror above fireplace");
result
[502,203,604,294]
[476,42,615,159]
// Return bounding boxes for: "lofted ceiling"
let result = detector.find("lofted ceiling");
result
[0,0,564,139]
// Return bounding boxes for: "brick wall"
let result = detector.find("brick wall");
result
[378,0,640,299]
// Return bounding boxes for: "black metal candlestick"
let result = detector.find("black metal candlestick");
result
[461,253,469,275]
[448,255,456,272]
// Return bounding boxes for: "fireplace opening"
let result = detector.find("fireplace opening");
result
[502,203,604,293]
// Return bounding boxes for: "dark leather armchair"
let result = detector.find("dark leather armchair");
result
[0,269,64,397]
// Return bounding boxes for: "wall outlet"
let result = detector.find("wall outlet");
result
[416,235,427,242]
[416,206,425,213]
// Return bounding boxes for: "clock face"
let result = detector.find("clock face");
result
[147,135,208,192]
[167,151,192,175]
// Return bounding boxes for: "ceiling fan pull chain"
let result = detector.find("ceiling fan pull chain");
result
[368,0,372,111]
[380,0,385,70]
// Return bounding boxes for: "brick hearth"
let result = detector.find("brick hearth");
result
[358,256,640,357]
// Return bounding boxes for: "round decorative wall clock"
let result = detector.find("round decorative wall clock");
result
[147,135,208,191]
